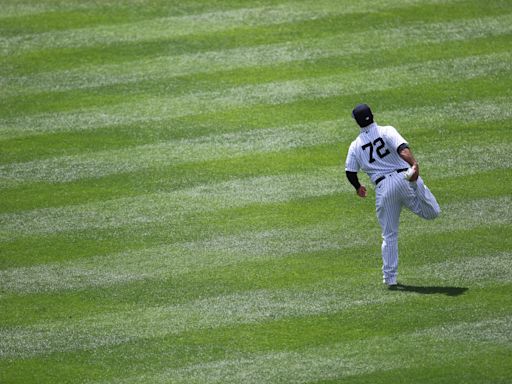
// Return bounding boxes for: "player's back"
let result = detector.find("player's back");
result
[349,123,409,183]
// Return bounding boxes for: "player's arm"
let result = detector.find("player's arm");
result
[398,144,419,181]
[346,171,367,198]
[345,142,367,198]
[398,145,415,165]
[383,126,419,180]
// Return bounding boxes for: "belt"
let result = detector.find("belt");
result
[375,168,409,185]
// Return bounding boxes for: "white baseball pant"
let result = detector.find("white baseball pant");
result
[375,172,441,285]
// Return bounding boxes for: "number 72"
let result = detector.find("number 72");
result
[362,137,390,163]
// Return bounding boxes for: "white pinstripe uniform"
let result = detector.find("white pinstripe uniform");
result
[345,122,441,285]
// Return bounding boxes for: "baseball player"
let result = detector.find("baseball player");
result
[345,104,441,288]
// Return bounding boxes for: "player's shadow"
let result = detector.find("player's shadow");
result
[390,284,468,296]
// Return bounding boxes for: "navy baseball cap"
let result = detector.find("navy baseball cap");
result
[352,104,374,127]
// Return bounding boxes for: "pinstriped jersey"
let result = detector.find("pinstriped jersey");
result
[345,122,409,184]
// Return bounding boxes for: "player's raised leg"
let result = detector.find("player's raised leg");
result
[405,176,441,220]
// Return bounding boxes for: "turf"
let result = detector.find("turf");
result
[1,0,511,382]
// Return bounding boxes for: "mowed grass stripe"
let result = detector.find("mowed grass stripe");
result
[0,222,364,294]
[0,114,508,217]
[0,284,403,358]
[0,0,460,55]
[1,170,502,273]
[4,38,511,123]
[0,0,246,22]
[0,0,181,20]
[3,2,501,80]
[0,139,508,202]
[1,50,510,139]
[92,317,511,384]
[1,97,511,186]
[0,167,347,241]
[1,225,508,330]
[0,146,510,239]
[4,14,511,97]
[3,282,510,382]
[0,227,506,338]
[0,136,509,191]
[1,256,510,360]
[1,196,510,295]
[111,318,512,384]
[0,121,341,184]
[413,253,512,288]
[3,2,508,82]
[2,72,510,166]
[0,1,98,19]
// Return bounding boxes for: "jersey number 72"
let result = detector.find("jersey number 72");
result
[362,137,390,163]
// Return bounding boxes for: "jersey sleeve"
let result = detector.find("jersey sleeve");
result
[382,126,408,153]
[345,141,360,172]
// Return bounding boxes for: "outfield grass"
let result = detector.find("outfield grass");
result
[1,0,511,382]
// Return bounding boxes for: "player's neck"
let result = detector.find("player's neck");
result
[360,122,377,133]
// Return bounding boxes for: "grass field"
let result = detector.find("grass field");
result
[1,0,512,382]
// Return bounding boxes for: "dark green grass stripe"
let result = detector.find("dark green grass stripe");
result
[0,191,356,268]
[0,144,338,212]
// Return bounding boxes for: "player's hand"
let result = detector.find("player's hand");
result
[357,185,367,198]
[409,162,419,182]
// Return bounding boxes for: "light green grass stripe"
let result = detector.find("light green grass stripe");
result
[1,51,510,139]
[4,14,511,96]
[0,1,101,19]
[95,316,512,384]
[0,0,460,55]
[1,97,511,187]
[0,196,509,294]
[0,270,509,359]
[413,254,512,288]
